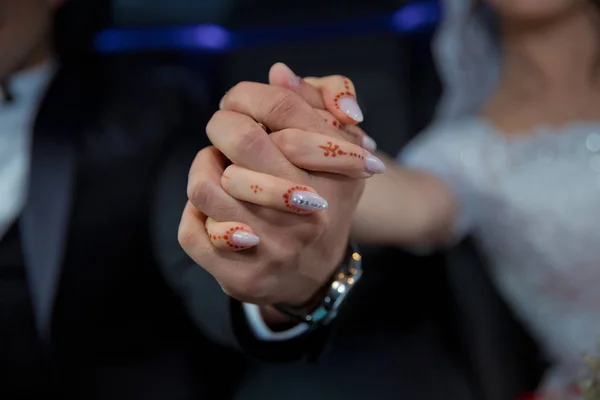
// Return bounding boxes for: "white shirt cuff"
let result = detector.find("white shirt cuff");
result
[242,303,310,341]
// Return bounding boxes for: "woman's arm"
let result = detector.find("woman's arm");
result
[351,151,458,247]
[266,65,468,249]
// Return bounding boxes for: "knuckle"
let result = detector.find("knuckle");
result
[234,125,269,157]
[265,91,299,124]
[205,110,227,141]
[177,220,198,250]
[188,147,219,183]
[187,177,241,221]
[224,81,256,110]
[229,81,253,97]
[186,176,215,212]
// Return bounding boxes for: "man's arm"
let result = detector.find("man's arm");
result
[151,132,326,358]
[146,68,320,357]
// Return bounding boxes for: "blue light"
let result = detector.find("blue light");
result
[94,0,440,54]
[392,1,440,32]
[95,24,232,53]
[182,24,232,50]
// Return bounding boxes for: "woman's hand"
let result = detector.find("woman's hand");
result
[268,62,377,152]
[179,74,382,309]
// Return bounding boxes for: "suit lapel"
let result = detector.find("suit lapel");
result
[20,67,91,340]
[21,136,76,340]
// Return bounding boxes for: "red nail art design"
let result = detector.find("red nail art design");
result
[209,226,251,249]
[318,141,364,159]
[250,184,263,194]
[332,79,355,111]
[283,185,309,213]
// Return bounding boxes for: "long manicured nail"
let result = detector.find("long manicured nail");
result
[338,96,364,122]
[362,135,377,152]
[277,63,301,88]
[365,154,385,174]
[231,231,260,248]
[290,191,328,211]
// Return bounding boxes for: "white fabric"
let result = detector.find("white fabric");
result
[243,303,310,341]
[0,62,56,241]
[400,118,600,398]
[396,1,600,397]
[0,62,298,341]
[432,0,500,122]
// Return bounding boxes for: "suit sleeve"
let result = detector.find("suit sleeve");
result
[148,105,241,350]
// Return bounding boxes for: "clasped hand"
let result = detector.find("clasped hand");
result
[178,63,384,311]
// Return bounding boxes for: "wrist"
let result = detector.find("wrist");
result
[261,242,347,325]
[259,283,328,328]
[259,240,361,329]
[259,306,293,328]
[273,241,362,327]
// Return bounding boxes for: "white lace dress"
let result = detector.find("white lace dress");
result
[399,117,600,398]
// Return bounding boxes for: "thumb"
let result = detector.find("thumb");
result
[269,62,326,110]
[268,62,364,125]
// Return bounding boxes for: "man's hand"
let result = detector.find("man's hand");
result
[178,68,383,311]
[268,62,377,152]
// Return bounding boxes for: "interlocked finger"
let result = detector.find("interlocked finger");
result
[270,129,385,178]
[221,164,328,214]
[205,218,260,251]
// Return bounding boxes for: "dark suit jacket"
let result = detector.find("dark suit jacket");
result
[21,61,247,399]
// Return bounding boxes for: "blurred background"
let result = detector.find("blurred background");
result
[42,1,545,399]
[58,0,442,152]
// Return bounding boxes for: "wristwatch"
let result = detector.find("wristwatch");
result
[274,242,363,329]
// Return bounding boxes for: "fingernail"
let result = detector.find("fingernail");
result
[290,191,328,211]
[219,96,225,110]
[338,96,364,122]
[365,154,385,174]
[277,63,301,88]
[362,135,377,152]
[231,231,260,248]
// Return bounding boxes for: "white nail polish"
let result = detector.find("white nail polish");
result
[231,231,260,248]
[338,97,364,122]
[365,154,385,174]
[290,191,328,211]
[362,135,377,152]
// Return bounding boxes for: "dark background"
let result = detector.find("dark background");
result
[52,2,545,399]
